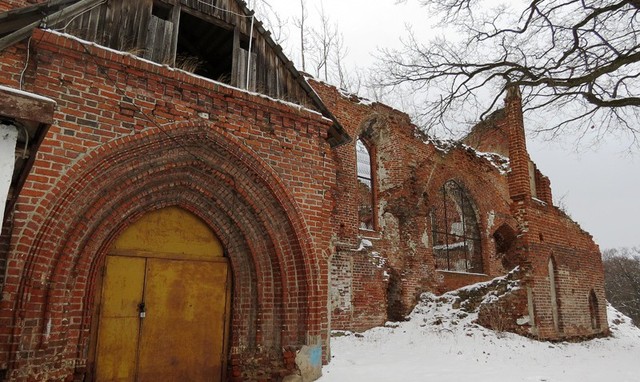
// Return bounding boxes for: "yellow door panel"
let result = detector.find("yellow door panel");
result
[137,258,228,382]
[95,256,145,382]
[95,316,141,382]
[111,207,224,260]
[95,207,230,382]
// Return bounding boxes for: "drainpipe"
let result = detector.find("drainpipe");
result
[0,124,18,233]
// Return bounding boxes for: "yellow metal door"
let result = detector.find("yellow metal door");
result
[137,258,229,382]
[95,256,146,382]
[94,207,229,382]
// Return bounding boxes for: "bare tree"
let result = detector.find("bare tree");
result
[261,0,360,94]
[293,0,309,72]
[379,0,640,142]
[311,3,337,80]
[603,247,640,327]
[251,0,288,46]
[332,31,364,94]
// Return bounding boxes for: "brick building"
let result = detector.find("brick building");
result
[0,0,607,381]
[315,81,607,339]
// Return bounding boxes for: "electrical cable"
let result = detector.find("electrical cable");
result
[193,0,254,18]
[19,37,31,90]
[50,0,107,32]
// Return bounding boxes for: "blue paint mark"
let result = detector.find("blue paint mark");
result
[309,345,322,367]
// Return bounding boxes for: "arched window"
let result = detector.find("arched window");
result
[356,138,374,230]
[431,180,482,273]
[548,256,561,332]
[589,290,601,330]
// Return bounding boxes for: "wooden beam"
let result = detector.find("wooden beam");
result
[231,25,240,88]
[0,86,56,125]
[0,0,106,51]
[0,0,77,22]
[0,19,40,50]
[169,3,181,65]
[0,14,42,36]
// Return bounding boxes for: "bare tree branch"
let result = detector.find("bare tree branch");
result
[377,0,640,141]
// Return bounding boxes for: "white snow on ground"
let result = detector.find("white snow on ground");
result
[320,294,640,382]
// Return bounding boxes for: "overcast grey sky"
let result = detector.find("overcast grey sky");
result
[260,0,638,250]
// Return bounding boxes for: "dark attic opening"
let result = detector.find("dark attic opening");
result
[176,11,235,82]
[152,1,172,20]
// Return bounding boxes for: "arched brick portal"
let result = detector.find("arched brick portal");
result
[3,121,318,379]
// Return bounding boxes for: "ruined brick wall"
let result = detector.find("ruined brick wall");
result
[462,110,509,157]
[313,80,607,341]
[0,214,10,297]
[498,88,608,340]
[0,30,336,381]
[311,79,514,328]
[435,271,493,295]
[330,249,388,331]
[523,203,607,339]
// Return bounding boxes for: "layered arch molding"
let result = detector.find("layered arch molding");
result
[4,121,318,376]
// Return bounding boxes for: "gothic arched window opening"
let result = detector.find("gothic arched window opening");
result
[431,180,483,273]
[356,138,374,230]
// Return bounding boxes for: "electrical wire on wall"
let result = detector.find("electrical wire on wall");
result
[19,37,31,90]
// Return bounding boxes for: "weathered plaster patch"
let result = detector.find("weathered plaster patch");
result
[421,229,430,248]
[487,210,496,235]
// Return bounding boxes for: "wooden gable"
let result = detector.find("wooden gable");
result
[0,0,350,146]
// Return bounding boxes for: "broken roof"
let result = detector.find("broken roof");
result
[0,0,350,147]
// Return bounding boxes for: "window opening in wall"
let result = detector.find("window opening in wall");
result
[431,180,483,273]
[176,11,235,82]
[152,1,172,20]
[356,139,374,230]
[589,290,601,330]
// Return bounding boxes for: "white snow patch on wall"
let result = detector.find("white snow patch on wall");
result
[0,125,18,232]
[415,133,511,175]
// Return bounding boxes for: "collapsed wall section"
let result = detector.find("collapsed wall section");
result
[311,79,515,329]
[330,244,388,332]
[492,88,608,340]
[313,79,608,341]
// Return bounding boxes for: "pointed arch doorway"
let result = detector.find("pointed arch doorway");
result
[93,207,231,381]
